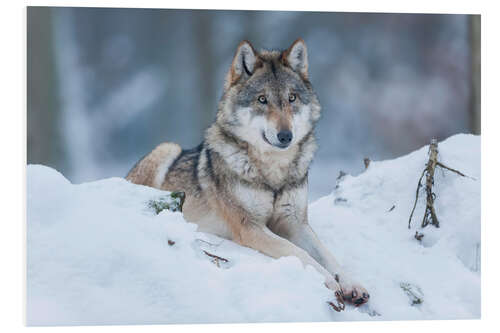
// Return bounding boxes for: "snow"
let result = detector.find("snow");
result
[26,134,480,325]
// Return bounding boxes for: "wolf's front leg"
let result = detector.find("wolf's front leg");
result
[237,222,346,310]
[271,188,370,306]
[284,223,370,306]
[216,199,345,310]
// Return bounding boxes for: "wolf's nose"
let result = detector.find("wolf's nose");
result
[277,130,293,145]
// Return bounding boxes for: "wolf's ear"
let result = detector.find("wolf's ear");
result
[225,40,257,89]
[282,38,308,78]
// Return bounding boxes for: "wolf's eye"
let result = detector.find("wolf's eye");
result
[289,93,297,102]
[258,95,267,104]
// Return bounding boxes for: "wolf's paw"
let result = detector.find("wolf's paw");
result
[324,278,345,311]
[336,276,370,306]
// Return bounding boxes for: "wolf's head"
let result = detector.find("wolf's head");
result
[216,39,321,152]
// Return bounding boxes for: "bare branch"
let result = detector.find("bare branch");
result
[408,169,425,229]
[436,162,476,180]
[421,139,440,228]
[364,157,371,169]
[408,139,473,232]
[203,250,229,268]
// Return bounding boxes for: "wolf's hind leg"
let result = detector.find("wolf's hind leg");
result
[126,142,181,188]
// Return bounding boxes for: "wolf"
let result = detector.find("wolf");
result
[126,39,369,309]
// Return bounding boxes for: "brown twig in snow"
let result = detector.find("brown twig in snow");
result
[436,162,476,180]
[421,139,440,228]
[414,231,424,241]
[364,157,371,169]
[408,139,471,230]
[408,169,426,229]
[203,250,229,267]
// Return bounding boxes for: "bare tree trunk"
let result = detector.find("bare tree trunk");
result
[468,15,481,134]
[193,10,216,133]
[27,7,63,169]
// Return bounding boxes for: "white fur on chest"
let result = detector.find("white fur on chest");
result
[232,182,274,223]
[256,148,298,187]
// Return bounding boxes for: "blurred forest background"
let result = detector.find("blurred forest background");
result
[27,7,480,200]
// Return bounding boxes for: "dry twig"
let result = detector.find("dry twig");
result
[421,139,440,228]
[408,139,471,230]
[203,250,229,268]
[408,169,426,229]
[436,162,474,179]
[364,157,371,169]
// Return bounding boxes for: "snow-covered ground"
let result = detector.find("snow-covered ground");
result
[26,134,480,326]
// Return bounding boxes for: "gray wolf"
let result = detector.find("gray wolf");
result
[127,39,369,309]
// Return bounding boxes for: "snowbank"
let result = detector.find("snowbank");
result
[26,134,480,325]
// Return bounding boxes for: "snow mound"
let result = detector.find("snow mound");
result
[26,134,480,325]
